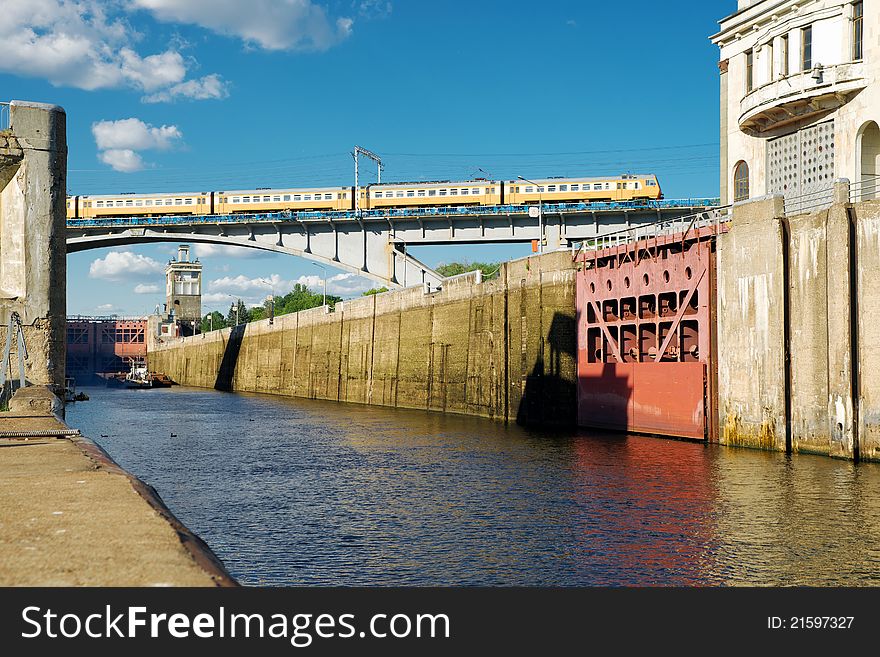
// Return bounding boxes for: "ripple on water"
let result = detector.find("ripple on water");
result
[67,386,880,586]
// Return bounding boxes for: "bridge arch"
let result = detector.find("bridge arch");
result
[66,225,441,289]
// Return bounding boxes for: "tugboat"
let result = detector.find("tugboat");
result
[124,362,152,389]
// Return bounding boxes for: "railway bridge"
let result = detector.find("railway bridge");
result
[66,199,720,287]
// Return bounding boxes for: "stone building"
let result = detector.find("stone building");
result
[165,244,202,336]
[712,0,877,207]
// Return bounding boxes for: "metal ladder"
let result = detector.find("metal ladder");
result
[0,311,28,393]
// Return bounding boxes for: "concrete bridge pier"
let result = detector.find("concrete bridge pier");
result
[0,101,67,393]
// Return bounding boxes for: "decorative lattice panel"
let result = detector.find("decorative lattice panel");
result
[768,120,835,214]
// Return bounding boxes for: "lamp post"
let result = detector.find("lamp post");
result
[312,263,327,308]
[518,176,544,254]
[258,278,275,324]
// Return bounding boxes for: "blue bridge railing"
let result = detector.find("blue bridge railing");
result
[67,198,720,230]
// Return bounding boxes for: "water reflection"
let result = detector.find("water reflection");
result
[66,387,880,586]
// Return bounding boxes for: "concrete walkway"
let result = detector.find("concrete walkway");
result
[0,409,236,587]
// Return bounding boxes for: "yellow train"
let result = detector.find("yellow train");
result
[67,174,661,219]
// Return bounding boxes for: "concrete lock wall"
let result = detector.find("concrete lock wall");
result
[148,251,578,426]
[717,185,880,461]
[0,101,67,390]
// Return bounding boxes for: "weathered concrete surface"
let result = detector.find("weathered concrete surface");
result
[0,391,235,586]
[856,199,880,461]
[0,101,67,390]
[150,251,578,426]
[716,195,787,451]
[717,186,880,461]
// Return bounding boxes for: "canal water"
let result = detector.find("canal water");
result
[67,386,880,586]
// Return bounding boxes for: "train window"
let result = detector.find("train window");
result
[145,200,153,206]
[647,180,656,186]
[548,185,556,192]
[274,196,281,202]
[185,198,193,204]
[96,201,104,207]
[439,190,447,196]
[633,182,639,189]
[617,183,623,189]
[283,195,291,201]
[571,184,579,191]
[472,188,479,194]
[559,185,568,192]
[126,200,134,206]
[135,200,143,206]
[407,190,415,197]
[374,191,382,198]
[396,191,404,197]
[418,190,426,197]
[243,196,250,203]
[428,190,436,196]
[450,188,458,195]
[175,198,183,205]
[294,195,301,201]
[489,187,495,194]
[263,196,270,202]
[325,194,332,200]
[304,195,311,201]
[232,197,240,203]
[461,189,468,195]
[538,186,545,193]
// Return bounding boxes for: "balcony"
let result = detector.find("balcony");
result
[739,61,866,135]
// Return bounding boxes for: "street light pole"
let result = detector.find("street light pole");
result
[259,278,275,324]
[312,263,327,308]
[518,176,544,254]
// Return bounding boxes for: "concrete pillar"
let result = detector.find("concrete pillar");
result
[0,101,67,390]
[716,194,788,451]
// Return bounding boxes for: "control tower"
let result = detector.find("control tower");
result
[165,245,202,334]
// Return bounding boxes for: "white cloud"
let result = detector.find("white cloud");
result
[92,118,182,151]
[92,118,183,172]
[89,251,164,281]
[131,0,354,51]
[358,1,392,18]
[0,0,225,101]
[205,270,373,306]
[143,73,230,103]
[98,149,145,172]
[134,283,161,294]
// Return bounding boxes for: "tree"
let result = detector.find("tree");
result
[226,299,250,326]
[200,310,227,333]
[435,261,500,279]
[362,286,389,296]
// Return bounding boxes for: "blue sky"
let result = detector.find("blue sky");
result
[1,0,731,316]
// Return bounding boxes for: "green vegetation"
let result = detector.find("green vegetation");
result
[362,286,389,296]
[435,261,500,279]
[200,283,342,332]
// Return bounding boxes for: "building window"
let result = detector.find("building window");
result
[801,26,812,71]
[734,161,750,202]
[766,42,773,80]
[781,35,789,76]
[745,49,754,91]
[853,1,864,60]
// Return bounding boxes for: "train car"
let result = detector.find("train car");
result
[363,180,502,211]
[66,196,77,220]
[504,174,661,205]
[77,191,212,219]
[215,187,352,215]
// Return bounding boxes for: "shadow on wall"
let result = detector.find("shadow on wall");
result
[214,324,246,392]
[516,311,577,428]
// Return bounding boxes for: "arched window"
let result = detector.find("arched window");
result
[858,121,880,200]
[734,161,749,202]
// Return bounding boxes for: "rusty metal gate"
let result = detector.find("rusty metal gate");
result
[575,224,720,440]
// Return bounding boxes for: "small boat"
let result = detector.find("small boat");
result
[124,363,152,389]
[124,361,175,389]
